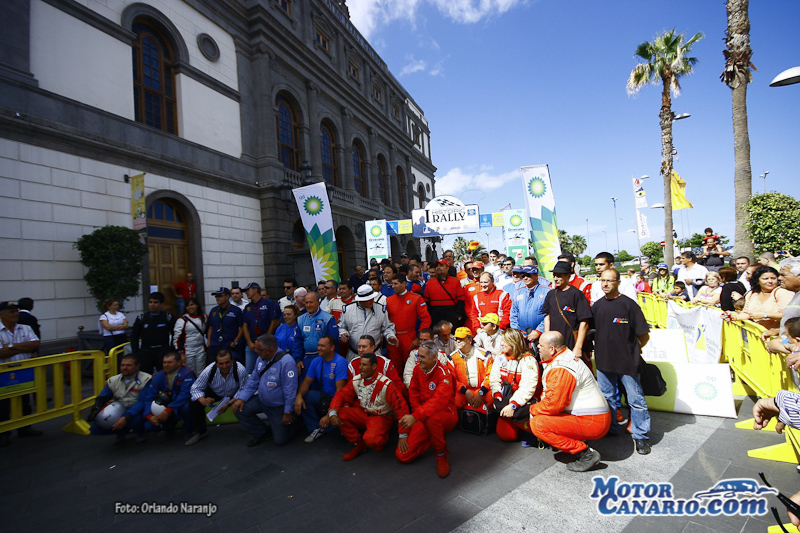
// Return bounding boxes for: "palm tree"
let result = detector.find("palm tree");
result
[452,236,486,262]
[721,0,754,260]
[627,29,704,267]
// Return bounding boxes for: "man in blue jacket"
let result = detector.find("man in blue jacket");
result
[231,334,298,447]
[296,293,338,375]
[140,351,195,441]
[510,266,551,345]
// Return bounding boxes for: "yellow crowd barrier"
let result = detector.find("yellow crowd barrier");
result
[639,294,800,467]
[0,350,106,436]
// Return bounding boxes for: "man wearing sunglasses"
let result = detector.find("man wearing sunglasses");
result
[510,266,551,344]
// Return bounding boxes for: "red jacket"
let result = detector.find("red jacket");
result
[348,353,404,388]
[329,372,409,432]
[409,361,456,422]
[470,287,512,331]
[569,274,592,302]
[423,276,466,309]
[386,291,431,335]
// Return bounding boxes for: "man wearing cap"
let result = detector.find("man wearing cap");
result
[510,266,551,344]
[474,313,503,357]
[424,259,466,328]
[325,352,410,461]
[469,272,513,334]
[206,287,244,366]
[386,275,431,370]
[558,253,592,302]
[296,293,339,374]
[242,282,281,374]
[451,327,493,411]
[396,341,458,478]
[0,300,44,446]
[131,291,175,373]
[530,332,610,471]
[339,285,398,362]
[502,264,524,294]
[543,262,593,364]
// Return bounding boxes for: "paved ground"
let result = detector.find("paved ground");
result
[2,394,798,533]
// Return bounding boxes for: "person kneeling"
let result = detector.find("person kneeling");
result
[396,341,458,478]
[186,349,247,446]
[324,352,409,461]
[141,351,195,442]
[294,335,348,443]
[88,353,151,444]
[530,332,610,472]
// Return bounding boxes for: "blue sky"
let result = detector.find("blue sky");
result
[347,0,800,257]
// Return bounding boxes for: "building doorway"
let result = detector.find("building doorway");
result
[147,199,189,314]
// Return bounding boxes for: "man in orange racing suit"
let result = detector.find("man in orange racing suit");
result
[396,340,458,478]
[324,352,409,461]
[450,327,493,412]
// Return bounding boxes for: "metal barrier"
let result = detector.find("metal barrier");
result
[0,350,106,436]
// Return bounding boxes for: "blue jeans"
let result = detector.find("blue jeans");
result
[235,397,295,446]
[299,390,337,434]
[175,298,186,317]
[597,370,650,441]
[245,346,258,375]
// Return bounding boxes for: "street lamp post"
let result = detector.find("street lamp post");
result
[611,197,621,256]
[627,228,642,268]
[760,171,770,194]
[602,230,608,251]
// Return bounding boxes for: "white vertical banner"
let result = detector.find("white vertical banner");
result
[633,177,648,208]
[503,209,529,263]
[520,164,561,275]
[292,183,340,282]
[665,302,723,364]
[636,209,651,239]
[366,220,390,264]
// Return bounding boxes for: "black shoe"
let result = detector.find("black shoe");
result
[635,439,651,455]
[17,427,43,438]
[247,434,269,447]
[566,447,601,472]
[0,432,9,447]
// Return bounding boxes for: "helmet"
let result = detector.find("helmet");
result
[150,401,167,417]
[95,401,126,430]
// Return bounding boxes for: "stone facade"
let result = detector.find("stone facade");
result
[0,0,436,350]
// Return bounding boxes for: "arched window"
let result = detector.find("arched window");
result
[320,120,339,187]
[377,155,389,205]
[132,19,178,134]
[276,93,301,171]
[418,183,426,207]
[396,167,407,211]
[352,140,366,197]
[147,199,186,239]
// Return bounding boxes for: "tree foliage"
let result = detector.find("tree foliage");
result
[558,230,587,256]
[641,241,665,265]
[743,193,800,256]
[452,237,486,261]
[75,226,148,312]
[677,233,730,249]
[617,250,635,263]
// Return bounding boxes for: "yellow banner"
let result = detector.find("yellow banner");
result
[130,173,146,231]
[671,170,693,210]
[398,220,413,234]
[491,212,504,227]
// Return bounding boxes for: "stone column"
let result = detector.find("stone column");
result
[388,143,397,208]
[367,127,378,202]
[306,80,322,182]
[341,107,354,190]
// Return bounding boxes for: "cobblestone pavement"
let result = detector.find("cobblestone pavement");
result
[2,395,796,532]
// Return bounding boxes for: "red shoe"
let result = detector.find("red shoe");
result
[616,408,628,425]
[436,451,450,478]
[343,440,366,461]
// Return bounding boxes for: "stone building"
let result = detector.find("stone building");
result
[0,0,436,351]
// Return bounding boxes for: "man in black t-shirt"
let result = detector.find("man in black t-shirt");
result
[593,269,652,455]
[543,262,592,363]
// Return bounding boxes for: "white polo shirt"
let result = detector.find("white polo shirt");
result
[0,322,39,362]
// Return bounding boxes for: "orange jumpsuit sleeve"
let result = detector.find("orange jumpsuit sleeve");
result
[481,357,493,391]
[330,379,356,412]
[499,293,512,330]
[529,368,576,417]
[417,296,432,329]
[385,381,410,432]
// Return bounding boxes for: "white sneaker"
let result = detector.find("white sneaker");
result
[304,428,325,443]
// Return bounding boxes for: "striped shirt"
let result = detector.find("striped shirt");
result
[190,361,248,401]
[775,389,800,430]
[0,322,39,362]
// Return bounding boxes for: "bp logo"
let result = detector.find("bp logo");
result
[528,177,546,198]
[509,214,523,227]
[694,382,718,401]
[370,225,383,237]
[304,196,324,216]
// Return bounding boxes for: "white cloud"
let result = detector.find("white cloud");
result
[428,55,450,77]
[400,56,427,76]
[348,0,524,39]
[435,166,521,196]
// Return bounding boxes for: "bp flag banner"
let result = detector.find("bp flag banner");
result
[632,177,648,209]
[366,220,390,263]
[665,301,723,364]
[292,183,340,282]
[520,165,561,274]
[503,209,528,263]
